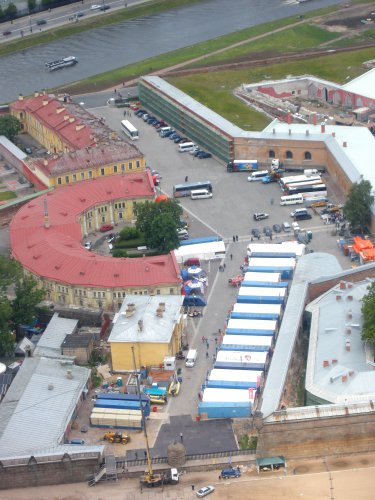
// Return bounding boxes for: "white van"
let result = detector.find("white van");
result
[185,349,197,367]
[178,142,196,153]
[247,170,269,182]
[190,189,213,200]
[159,126,173,137]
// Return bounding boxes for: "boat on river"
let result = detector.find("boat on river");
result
[45,56,78,71]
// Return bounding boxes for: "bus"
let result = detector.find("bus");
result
[279,174,321,189]
[227,160,258,172]
[280,193,304,206]
[287,184,327,199]
[121,120,139,140]
[173,181,212,198]
[283,179,324,191]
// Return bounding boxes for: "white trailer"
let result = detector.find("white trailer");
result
[222,335,272,348]
[174,241,225,263]
[226,318,277,334]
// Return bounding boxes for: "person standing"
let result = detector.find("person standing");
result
[233,235,235,242]
[185,175,188,182]
[230,253,233,260]
[236,235,239,241]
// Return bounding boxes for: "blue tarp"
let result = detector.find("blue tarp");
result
[198,401,252,418]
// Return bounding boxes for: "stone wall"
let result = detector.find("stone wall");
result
[0,453,102,490]
[257,412,375,459]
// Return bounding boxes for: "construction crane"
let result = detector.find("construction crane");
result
[131,347,179,488]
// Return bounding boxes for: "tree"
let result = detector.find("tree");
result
[0,298,14,357]
[343,180,374,232]
[28,0,36,12]
[361,281,375,345]
[0,115,22,142]
[135,199,182,253]
[11,275,45,326]
[5,2,17,19]
[0,255,22,291]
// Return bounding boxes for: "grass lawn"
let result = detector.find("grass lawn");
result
[168,47,375,129]
[330,28,375,47]
[0,191,17,201]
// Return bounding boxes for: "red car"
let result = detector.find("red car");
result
[100,224,114,233]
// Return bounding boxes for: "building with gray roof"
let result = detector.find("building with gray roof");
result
[305,278,375,405]
[33,312,78,359]
[0,356,103,460]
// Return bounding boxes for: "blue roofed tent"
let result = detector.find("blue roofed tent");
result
[256,456,286,472]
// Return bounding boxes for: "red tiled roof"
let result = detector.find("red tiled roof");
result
[31,143,142,176]
[10,173,181,288]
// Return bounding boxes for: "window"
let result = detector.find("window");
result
[286,151,293,159]
[114,165,118,173]
[88,171,93,178]
[136,161,140,169]
[118,303,122,310]
[157,289,160,294]
[73,174,77,182]
[269,150,275,158]
[113,293,116,299]
[119,212,123,219]
[98,301,102,308]
[170,288,174,294]
[102,217,106,223]
[79,300,84,307]
[121,164,125,172]
[57,177,62,185]
[304,151,312,160]
[65,176,69,184]
[101,168,105,176]
[80,172,85,180]
[128,162,133,170]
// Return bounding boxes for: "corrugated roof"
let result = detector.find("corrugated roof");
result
[342,68,375,100]
[10,173,181,288]
[260,252,342,418]
[0,135,27,161]
[109,294,184,343]
[0,357,93,458]
[34,313,78,358]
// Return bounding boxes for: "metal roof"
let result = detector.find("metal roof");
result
[0,135,27,161]
[34,313,78,358]
[109,294,184,344]
[0,357,95,459]
[305,278,375,404]
[342,67,375,100]
[260,252,342,418]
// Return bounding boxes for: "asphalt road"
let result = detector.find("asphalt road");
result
[90,103,352,425]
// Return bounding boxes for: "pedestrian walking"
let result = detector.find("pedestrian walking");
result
[202,336,206,343]
[185,175,188,182]
[223,263,226,270]
[233,235,235,242]
[236,235,238,241]
[135,451,138,460]
[219,475,222,480]
[214,337,218,345]
[180,432,184,443]
[206,341,209,349]
[191,485,195,491]
[206,351,209,359]
[230,253,233,260]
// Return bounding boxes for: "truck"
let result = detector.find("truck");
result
[261,170,283,184]
[140,468,180,488]
[227,160,258,172]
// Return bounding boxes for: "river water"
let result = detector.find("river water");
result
[0,0,342,103]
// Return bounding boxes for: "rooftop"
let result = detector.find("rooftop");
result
[0,135,27,162]
[109,294,184,344]
[62,333,92,349]
[0,357,103,459]
[305,278,375,404]
[34,313,78,358]
[342,67,375,100]
[10,173,180,288]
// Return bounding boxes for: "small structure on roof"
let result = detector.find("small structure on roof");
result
[256,456,286,472]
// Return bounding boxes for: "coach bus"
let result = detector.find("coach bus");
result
[279,173,321,189]
[173,181,213,198]
[287,184,327,198]
[121,120,139,140]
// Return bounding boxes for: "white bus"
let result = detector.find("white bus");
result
[280,193,304,205]
[284,179,324,191]
[121,120,139,140]
[279,173,321,189]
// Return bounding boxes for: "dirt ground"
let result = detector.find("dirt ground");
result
[2,453,374,499]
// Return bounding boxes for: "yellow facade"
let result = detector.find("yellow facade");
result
[110,322,183,372]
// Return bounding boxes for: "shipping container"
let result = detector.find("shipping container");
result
[231,303,282,320]
[214,350,267,370]
[221,334,272,351]
[243,272,281,282]
[226,318,276,335]
[95,398,150,416]
[237,287,286,305]
[241,280,288,288]
[247,242,305,258]
[174,241,226,263]
[96,393,149,402]
[243,258,296,279]
[202,387,255,403]
[209,369,263,383]
[198,401,252,418]
[206,379,257,390]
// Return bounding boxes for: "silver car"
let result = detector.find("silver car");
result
[196,485,215,498]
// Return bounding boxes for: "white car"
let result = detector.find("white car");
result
[196,485,215,498]
[84,241,92,250]
[292,221,300,233]
[90,4,101,10]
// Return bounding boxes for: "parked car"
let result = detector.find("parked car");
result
[84,242,92,250]
[173,135,182,143]
[263,226,273,237]
[99,4,111,10]
[251,228,261,238]
[69,439,85,445]
[25,147,33,154]
[169,132,179,140]
[161,130,174,138]
[36,19,47,25]
[75,11,85,17]
[292,221,300,233]
[177,229,189,240]
[196,485,215,498]
[294,213,312,221]
[282,221,291,232]
[188,146,200,155]
[220,467,241,479]
[2,30,11,36]
[272,223,282,233]
[179,219,188,230]
[135,109,146,117]
[177,137,189,143]
[142,113,150,122]
[90,4,101,10]
[253,212,269,221]
[100,224,114,232]
[196,151,212,159]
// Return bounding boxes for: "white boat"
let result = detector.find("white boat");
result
[45,56,78,71]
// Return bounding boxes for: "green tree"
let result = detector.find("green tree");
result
[343,180,374,232]
[11,275,45,326]
[0,255,22,291]
[361,281,375,345]
[0,7,4,21]
[0,115,22,142]
[5,2,17,19]
[135,199,182,253]
[0,298,14,357]
[28,0,36,12]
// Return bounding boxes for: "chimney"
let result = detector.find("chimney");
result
[69,117,75,123]
[272,128,276,135]
[34,91,39,98]
[18,94,24,101]
[313,113,317,126]
[43,198,50,229]
[321,123,325,133]
[43,99,48,106]
[56,107,65,114]
[288,129,291,135]
[305,129,309,136]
